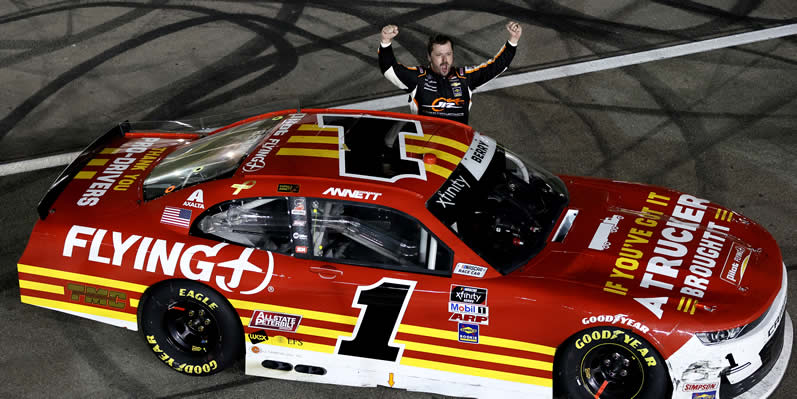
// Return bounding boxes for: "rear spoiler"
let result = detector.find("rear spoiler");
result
[37,122,131,220]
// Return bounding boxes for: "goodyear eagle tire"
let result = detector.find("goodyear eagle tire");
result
[137,280,243,376]
[555,327,670,399]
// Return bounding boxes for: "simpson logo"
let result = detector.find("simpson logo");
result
[450,285,487,305]
[63,225,274,295]
[458,323,479,344]
[682,382,718,392]
[249,310,302,332]
[720,242,751,286]
[453,263,488,278]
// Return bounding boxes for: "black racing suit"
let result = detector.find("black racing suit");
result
[378,41,516,124]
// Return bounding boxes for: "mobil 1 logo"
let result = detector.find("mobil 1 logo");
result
[448,285,489,325]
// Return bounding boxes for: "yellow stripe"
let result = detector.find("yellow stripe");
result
[677,296,685,311]
[19,280,65,295]
[130,298,139,308]
[276,148,339,159]
[18,264,148,293]
[715,209,722,219]
[405,145,462,165]
[288,136,339,144]
[230,299,357,326]
[298,124,338,132]
[87,158,109,166]
[398,324,555,356]
[401,357,552,387]
[411,135,469,152]
[396,340,552,371]
[425,163,452,179]
[21,295,136,322]
[74,171,97,179]
[726,212,734,222]
[99,148,118,154]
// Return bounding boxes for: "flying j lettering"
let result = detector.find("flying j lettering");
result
[62,225,272,295]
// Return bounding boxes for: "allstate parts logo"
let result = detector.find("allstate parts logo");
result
[63,225,274,295]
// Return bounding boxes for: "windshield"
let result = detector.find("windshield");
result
[426,133,568,274]
[143,117,281,201]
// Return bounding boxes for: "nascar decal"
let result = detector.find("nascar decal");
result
[62,225,274,295]
[77,138,163,206]
[448,285,488,325]
[602,192,732,319]
[453,263,488,278]
[242,113,305,173]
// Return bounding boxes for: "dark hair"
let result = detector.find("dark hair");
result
[427,34,454,56]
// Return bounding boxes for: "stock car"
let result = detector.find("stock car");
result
[17,108,792,399]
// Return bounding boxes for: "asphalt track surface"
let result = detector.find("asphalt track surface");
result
[1,1,796,398]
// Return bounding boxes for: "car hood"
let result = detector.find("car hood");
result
[519,176,784,331]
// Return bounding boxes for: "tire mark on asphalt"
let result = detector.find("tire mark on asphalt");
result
[0,0,169,66]
[643,87,797,183]
[156,376,263,399]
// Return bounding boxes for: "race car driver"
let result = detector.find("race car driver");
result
[378,21,522,124]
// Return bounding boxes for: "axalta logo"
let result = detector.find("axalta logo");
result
[429,97,464,112]
[322,187,382,201]
[62,225,273,295]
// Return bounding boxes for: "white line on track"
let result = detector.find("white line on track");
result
[2,23,796,177]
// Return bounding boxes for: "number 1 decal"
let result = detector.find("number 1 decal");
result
[336,278,416,362]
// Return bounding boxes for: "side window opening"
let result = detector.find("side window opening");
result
[193,197,293,253]
[310,198,451,274]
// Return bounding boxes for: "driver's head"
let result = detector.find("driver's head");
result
[427,34,454,76]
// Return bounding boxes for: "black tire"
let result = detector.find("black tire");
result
[137,280,243,376]
[554,327,671,399]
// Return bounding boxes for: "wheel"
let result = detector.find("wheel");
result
[555,327,670,399]
[137,280,243,376]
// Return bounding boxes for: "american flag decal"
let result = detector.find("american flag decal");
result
[160,206,191,228]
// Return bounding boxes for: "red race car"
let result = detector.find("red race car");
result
[18,109,792,399]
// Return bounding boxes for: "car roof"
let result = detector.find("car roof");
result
[236,109,477,200]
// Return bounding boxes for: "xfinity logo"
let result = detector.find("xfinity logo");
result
[63,225,273,295]
[323,187,382,201]
[435,175,470,208]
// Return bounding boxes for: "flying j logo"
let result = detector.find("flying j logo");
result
[62,225,274,295]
